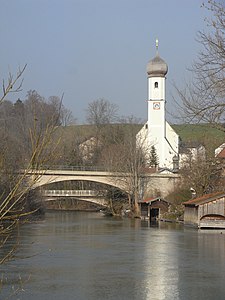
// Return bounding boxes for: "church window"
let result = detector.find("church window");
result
[154,82,158,88]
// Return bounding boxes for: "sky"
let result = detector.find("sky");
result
[0,0,212,124]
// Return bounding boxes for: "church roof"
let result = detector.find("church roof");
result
[147,53,168,77]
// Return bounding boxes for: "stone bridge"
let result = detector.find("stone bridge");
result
[29,169,128,191]
[28,168,180,198]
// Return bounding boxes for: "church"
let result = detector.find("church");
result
[137,40,179,170]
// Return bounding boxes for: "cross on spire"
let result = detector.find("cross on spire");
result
[156,38,159,54]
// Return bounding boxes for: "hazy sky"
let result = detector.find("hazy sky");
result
[0,0,211,123]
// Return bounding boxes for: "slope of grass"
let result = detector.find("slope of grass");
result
[56,123,225,149]
[172,124,225,147]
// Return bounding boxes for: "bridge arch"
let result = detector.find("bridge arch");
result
[37,177,125,191]
[31,170,128,193]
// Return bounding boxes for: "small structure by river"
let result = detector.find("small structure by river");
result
[183,192,225,228]
[139,197,170,221]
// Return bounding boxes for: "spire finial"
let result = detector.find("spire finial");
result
[156,38,159,54]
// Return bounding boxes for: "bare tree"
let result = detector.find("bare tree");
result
[0,68,61,266]
[180,153,222,197]
[49,95,76,126]
[100,122,149,216]
[86,98,118,127]
[0,65,26,104]
[83,98,118,166]
[174,1,225,130]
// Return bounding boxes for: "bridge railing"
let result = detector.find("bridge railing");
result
[42,190,106,197]
[40,165,108,172]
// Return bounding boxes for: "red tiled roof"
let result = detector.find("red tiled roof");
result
[217,148,225,158]
[140,197,155,203]
[183,191,225,206]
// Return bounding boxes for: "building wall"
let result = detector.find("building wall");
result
[184,206,198,226]
[140,200,169,218]
[198,198,225,219]
[164,122,179,168]
[184,197,225,227]
[137,122,179,169]
[144,173,180,198]
[148,76,166,100]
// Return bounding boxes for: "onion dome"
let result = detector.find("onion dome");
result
[146,39,168,77]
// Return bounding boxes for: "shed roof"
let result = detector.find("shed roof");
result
[139,197,170,205]
[183,192,225,206]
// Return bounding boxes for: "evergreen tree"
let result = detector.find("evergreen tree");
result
[149,145,158,167]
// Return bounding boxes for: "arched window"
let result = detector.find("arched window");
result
[154,82,158,88]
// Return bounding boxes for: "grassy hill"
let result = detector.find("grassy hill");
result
[57,123,225,149]
[172,124,225,148]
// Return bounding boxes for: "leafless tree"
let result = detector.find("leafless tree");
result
[0,68,62,267]
[174,1,225,130]
[0,65,26,104]
[49,95,76,126]
[86,98,118,128]
[100,121,149,216]
[84,98,119,165]
[180,153,223,197]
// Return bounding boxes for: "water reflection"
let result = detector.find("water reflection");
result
[1,212,225,300]
[135,221,180,300]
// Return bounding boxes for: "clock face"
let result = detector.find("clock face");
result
[153,102,160,110]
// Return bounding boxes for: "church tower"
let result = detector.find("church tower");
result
[137,40,179,170]
[146,39,168,166]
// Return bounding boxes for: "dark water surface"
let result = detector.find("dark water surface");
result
[1,211,225,300]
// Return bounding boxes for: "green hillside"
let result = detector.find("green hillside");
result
[172,124,225,147]
[57,123,225,148]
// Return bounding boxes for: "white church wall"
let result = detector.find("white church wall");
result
[148,101,165,128]
[165,122,179,162]
[148,77,166,100]
[136,124,163,166]
[147,130,164,166]
[136,124,148,150]
[136,122,179,169]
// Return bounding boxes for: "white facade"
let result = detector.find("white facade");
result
[137,43,179,170]
[179,145,206,167]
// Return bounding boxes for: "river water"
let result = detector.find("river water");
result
[1,211,225,300]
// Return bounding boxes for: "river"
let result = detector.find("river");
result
[1,211,225,300]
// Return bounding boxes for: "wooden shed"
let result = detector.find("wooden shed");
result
[139,197,170,221]
[183,192,225,228]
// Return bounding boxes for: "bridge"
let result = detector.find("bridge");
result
[28,166,180,198]
[29,168,130,191]
[43,189,108,207]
